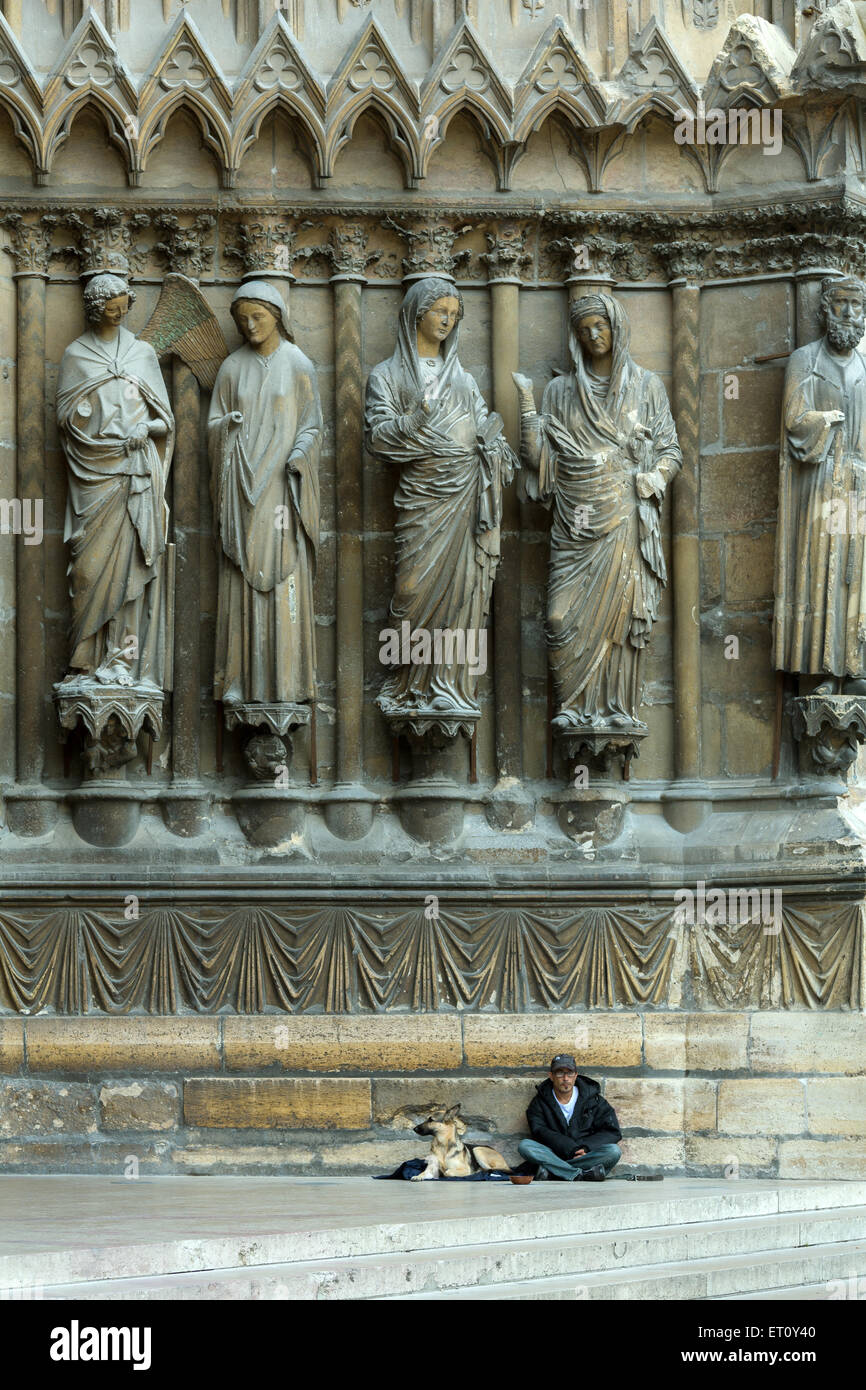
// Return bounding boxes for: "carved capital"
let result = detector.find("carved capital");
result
[153,213,215,282]
[223,215,315,281]
[324,222,379,280]
[548,231,618,285]
[1,213,60,275]
[653,238,713,283]
[481,222,532,283]
[62,207,150,279]
[383,216,471,282]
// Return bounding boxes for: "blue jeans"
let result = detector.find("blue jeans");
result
[518,1138,621,1181]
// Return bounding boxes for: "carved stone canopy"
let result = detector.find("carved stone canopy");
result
[791,693,866,775]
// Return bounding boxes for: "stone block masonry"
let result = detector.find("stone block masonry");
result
[1,1012,863,1178]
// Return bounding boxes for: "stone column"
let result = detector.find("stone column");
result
[656,241,711,826]
[3,215,55,836]
[152,215,216,836]
[483,223,533,830]
[324,224,377,841]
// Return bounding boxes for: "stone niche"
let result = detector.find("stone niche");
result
[0,0,865,1177]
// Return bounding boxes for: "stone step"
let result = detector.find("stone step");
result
[7,1176,866,1290]
[379,1237,866,1301]
[32,1207,866,1302]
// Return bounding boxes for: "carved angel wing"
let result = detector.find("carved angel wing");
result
[139,273,228,389]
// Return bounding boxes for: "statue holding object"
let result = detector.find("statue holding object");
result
[54,272,175,775]
[513,292,681,773]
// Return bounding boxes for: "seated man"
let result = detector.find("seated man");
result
[518,1053,622,1182]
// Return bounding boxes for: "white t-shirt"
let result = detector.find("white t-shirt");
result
[554,1087,578,1123]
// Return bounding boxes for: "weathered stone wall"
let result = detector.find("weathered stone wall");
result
[1,1013,864,1177]
[1,1,865,1175]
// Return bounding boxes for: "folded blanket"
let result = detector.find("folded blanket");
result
[374,1158,535,1181]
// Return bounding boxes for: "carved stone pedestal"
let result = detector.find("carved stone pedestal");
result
[485,779,536,832]
[160,782,212,839]
[553,724,646,843]
[54,679,164,846]
[556,723,647,779]
[388,710,478,844]
[791,694,866,776]
[225,701,310,845]
[323,784,377,842]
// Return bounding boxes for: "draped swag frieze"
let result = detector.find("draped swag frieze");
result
[0,899,860,1014]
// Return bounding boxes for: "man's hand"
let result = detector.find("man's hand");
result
[573,1148,587,1158]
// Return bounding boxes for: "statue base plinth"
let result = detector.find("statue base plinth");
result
[393,780,466,845]
[485,779,536,832]
[54,678,165,778]
[3,786,60,838]
[791,693,866,776]
[380,704,480,749]
[223,702,311,785]
[161,783,212,838]
[323,784,377,842]
[551,785,629,846]
[554,721,647,780]
[231,788,306,848]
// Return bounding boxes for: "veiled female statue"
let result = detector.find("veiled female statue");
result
[56,272,174,689]
[514,292,681,736]
[208,281,322,714]
[365,276,518,726]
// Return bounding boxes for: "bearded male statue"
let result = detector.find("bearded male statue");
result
[774,275,866,694]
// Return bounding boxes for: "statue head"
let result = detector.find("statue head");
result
[230,280,294,344]
[409,276,464,352]
[83,272,135,326]
[820,276,866,353]
[571,294,613,367]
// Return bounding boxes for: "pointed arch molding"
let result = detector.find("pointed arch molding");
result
[0,7,853,188]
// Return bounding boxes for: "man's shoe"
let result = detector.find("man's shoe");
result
[577,1165,606,1182]
[534,1165,550,1181]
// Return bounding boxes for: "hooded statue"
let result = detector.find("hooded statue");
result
[516,292,681,733]
[208,281,322,708]
[365,276,518,719]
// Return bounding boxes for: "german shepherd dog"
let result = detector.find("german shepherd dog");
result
[411,1103,512,1180]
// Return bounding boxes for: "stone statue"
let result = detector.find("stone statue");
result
[774,275,866,773]
[365,276,518,737]
[54,272,175,775]
[57,272,174,689]
[208,281,322,774]
[514,292,681,761]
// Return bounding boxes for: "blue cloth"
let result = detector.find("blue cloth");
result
[374,1158,517,1181]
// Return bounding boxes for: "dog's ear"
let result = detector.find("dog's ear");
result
[444,1103,462,1120]
[454,1116,468,1134]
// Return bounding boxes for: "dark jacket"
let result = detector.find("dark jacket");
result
[526,1076,622,1161]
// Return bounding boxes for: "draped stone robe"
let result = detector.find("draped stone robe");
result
[56,325,174,686]
[774,337,866,678]
[522,313,681,730]
[365,308,517,717]
[208,339,322,706]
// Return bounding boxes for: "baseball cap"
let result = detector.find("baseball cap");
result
[550,1053,577,1071]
